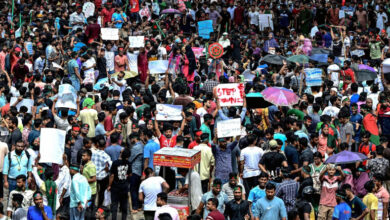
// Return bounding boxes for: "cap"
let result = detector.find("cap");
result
[81,123,90,130]
[330,87,338,93]
[269,139,278,148]
[81,88,88,94]
[223,32,228,36]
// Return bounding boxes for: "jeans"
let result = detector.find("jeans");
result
[201,179,209,194]
[144,211,156,220]
[129,173,141,210]
[70,207,85,220]
[243,176,258,195]
[8,178,17,194]
[97,176,109,207]
[111,187,128,220]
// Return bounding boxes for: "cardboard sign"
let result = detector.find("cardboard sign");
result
[217,118,241,138]
[39,128,66,165]
[192,47,204,59]
[101,28,119,40]
[198,20,213,39]
[216,83,244,106]
[259,14,273,31]
[148,60,169,74]
[10,98,34,113]
[129,36,145,48]
[156,104,183,121]
[55,84,78,110]
[305,68,323,86]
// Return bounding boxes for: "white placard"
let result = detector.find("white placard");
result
[52,62,63,70]
[383,58,390,74]
[156,104,183,121]
[243,70,255,82]
[148,60,169,74]
[259,14,273,31]
[129,36,145,48]
[55,84,78,110]
[101,28,119,40]
[339,10,345,19]
[216,83,244,106]
[10,98,34,113]
[217,118,241,138]
[39,128,66,165]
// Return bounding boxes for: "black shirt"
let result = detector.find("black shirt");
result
[296,200,312,220]
[259,151,287,172]
[224,199,250,220]
[299,148,314,167]
[110,159,132,190]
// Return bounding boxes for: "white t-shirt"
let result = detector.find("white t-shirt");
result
[83,58,96,84]
[327,64,340,86]
[111,77,127,100]
[196,107,208,124]
[139,176,165,211]
[248,11,259,26]
[158,47,167,60]
[240,146,264,178]
[342,37,351,57]
[127,51,139,73]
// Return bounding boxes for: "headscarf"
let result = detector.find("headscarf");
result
[82,97,95,109]
[185,45,197,75]
[302,38,312,56]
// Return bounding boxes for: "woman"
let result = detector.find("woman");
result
[353,166,370,197]
[167,47,182,79]
[318,123,337,158]
[182,45,197,82]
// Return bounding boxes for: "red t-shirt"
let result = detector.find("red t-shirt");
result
[159,135,177,148]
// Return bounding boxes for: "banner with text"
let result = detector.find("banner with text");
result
[129,36,145,48]
[156,104,183,121]
[305,68,323,87]
[216,83,244,106]
[198,20,213,39]
[148,60,169,74]
[217,118,241,138]
[56,84,78,110]
[101,28,119,40]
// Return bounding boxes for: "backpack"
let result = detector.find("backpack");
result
[310,163,325,194]
[8,150,30,172]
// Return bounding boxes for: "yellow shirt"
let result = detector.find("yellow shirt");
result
[78,108,98,137]
[363,193,378,220]
[194,143,215,181]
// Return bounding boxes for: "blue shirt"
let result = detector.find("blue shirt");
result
[253,196,287,220]
[248,186,266,212]
[105,144,124,162]
[112,12,127,28]
[332,202,352,220]
[3,150,33,179]
[201,191,229,219]
[70,173,92,208]
[143,140,160,170]
[274,133,287,151]
[95,123,106,136]
[27,205,53,220]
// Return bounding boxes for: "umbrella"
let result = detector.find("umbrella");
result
[261,87,300,106]
[93,77,109,91]
[358,64,376,72]
[325,151,367,164]
[261,54,287,65]
[246,92,273,109]
[311,47,332,55]
[355,70,377,82]
[287,55,310,64]
[111,70,138,79]
[310,54,328,63]
[161,9,182,14]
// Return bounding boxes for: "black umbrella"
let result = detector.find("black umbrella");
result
[246,92,273,109]
[261,54,287,65]
[311,47,332,55]
[355,70,378,82]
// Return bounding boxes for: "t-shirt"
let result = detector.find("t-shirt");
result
[320,175,341,207]
[144,140,160,170]
[79,109,98,137]
[340,122,353,146]
[259,151,287,178]
[95,123,106,136]
[200,124,212,142]
[82,160,97,195]
[347,196,367,219]
[240,146,264,178]
[139,176,165,211]
[363,193,378,220]
[159,135,177,148]
[333,202,351,220]
[253,196,287,220]
[27,206,52,220]
[110,159,131,190]
[248,186,266,211]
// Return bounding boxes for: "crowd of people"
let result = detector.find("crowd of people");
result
[1,0,390,220]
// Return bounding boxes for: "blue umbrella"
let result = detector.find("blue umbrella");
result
[324,151,367,164]
[310,54,328,63]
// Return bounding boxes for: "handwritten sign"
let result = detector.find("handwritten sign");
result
[216,83,244,106]
[129,36,145,48]
[156,104,183,121]
[259,14,273,31]
[39,128,66,165]
[56,84,78,110]
[198,20,213,39]
[305,68,323,86]
[192,47,204,59]
[10,98,34,113]
[217,118,241,138]
[148,60,169,74]
[101,28,119,40]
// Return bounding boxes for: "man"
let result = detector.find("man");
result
[275,168,300,212]
[248,172,269,214]
[6,175,33,217]
[26,191,53,220]
[194,133,215,193]
[206,198,225,220]
[224,185,250,220]
[373,173,389,220]
[71,124,88,164]
[221,173,245,200]
[81,149,97,215]
[69,164,91,220]
[332,189,352,220]
[107,148,132,220]
[3,140,32,193]
[154,121,178,148]
[339,111,354,149]
[296,186,316,220]
[143,129,160,171]
[129,132,144,212]
[196,179,229,219]
[104,132,123,162]
[253,183,287,220]
[213,137,239,183]
[342,184,368,220]
[154,192,179,220]
[79,98,98,138]
[70,6,86,31]
[91,136,112,207]
[259,139,288,180]
[7,116,22,150]
[367,145,389,178]
[240,134,263,193]
[11,193,27,220]
[363,181,378,220]
[139,167,169,220]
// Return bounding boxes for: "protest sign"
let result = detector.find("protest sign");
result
[129,36,145,48]
[339,10,345,19]
[216,83,244,106]
[305,68,323,86]
[83,2,95,18]
[156,104,183,121]
[101,28,119,40]
[243,70,255,82]
[148,60,169,74]
[39,128,66,165]
[217,118,241,138]
[383,58,390,74]
[192,47,204,59]
[198,20,213,39]
[56,84,78,109]
[10,97,34,113]
[259,14,273,31]
[52,62,63,69]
